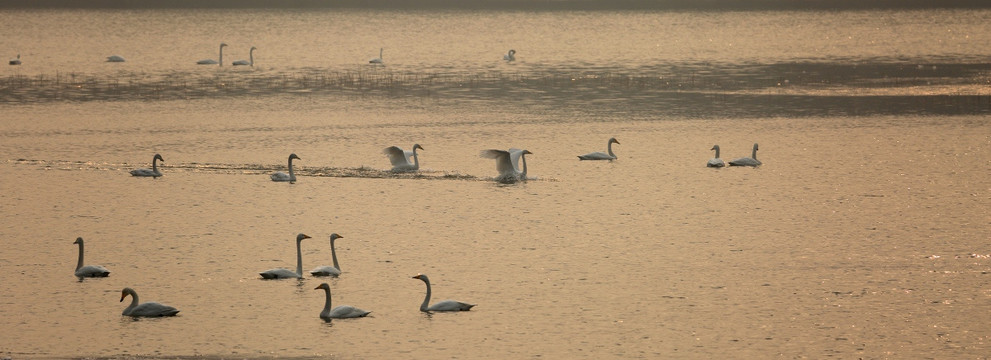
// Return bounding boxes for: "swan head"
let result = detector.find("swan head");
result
[330,233,343,241]
[314,282,330,291]
[119,288,135,302]
[413,144,424,151]
[250,46,257,51]
[521,150,533,155]
[289,153,301,161]
[509,49,516,55]
[220,43,228,48]
[711,145,719,151]
[296,233,312,242]
[73,237,83,245]
[609,137,620,145]
[413,273,429,281]
[753,143,759,151]
[153,154,164,162]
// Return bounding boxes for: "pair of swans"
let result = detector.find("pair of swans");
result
[315,283,371,319]
[130,153,164,177]
[106,55,125,62]
[503,49,516,62]
[73,237,110,278]
[369,48,384,64]
[271,153,300,182]
[232,46,256,66]
[197,43,228,65]
[384,144,424,172]
[727,143,761,167]
[120,287,180,317]
[9,54,20,65]
[578,137,620,160]
[413,274,475,312]
[481,148,532,182]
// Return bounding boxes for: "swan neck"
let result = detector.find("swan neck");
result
[420,279,432,311]
[76,241,84,271]
[412,148,419,169]
[295,238,303,276]
[288,157,295,180]
[322,287,333,315]
[520,153,528,178]
[607,141,615,157]
[330,238,340,270]
[124,289,139,314]
[714,147,720,158]
[751,145,758,159]
[152,157,159,173]
[219,45,224,66]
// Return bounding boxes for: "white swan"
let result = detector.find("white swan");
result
[260,233,311,279]
[197,43,228,65]
[383,144,424,172]
[120,287,180,317]
[310,233,344,277]
[707,145,725,168]
[369,48,383,64]
[413,274,475,312]
[315,283,371,319]
[503,49,516,62]
[106,55,125,62]
[73,237,110,278]
[729,143,762,167]
[130,153,164,177]
[270,153,300,182]
[481,148,532,182]
[232,46,256,66]
[578,137,620,160]
[9,54,20,65]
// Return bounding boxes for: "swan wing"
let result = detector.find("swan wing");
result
[197,59,219,65]
[577,151,614,160]
[728,158,761,167]
[260,268,300,279]
[707,158,725,167]
[326,305,371,318]
[75,265,110,277]
[232,60,249,66]
[383,146,413,167]
[428,300,475,312]
[270,172,291,181]
[481,149,514,176]
[310,266,341,277]
[128,302,180,317]
[130,168,161,177]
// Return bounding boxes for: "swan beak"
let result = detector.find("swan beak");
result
[119,294,125,302]
[412,274,421,279]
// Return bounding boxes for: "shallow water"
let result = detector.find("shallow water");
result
[1,7,991,360]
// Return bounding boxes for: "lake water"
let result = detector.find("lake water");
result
[1,7,990,359]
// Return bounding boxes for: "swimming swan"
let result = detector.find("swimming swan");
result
[578,137,620,160]
[384,144,424,172]
[130,153,164,177]
[9,54,20,65]
[315,283,371,319]
[707,145,725,168]
[310,233,344,277]
[260,233,311,279]
[119,287,179,317]
[481,148,531,182]
[369,48,383,64]
[232,46,256,66]
[413,274,475,312]
[271,153,300,182]
[197,43,228,65]
[106,55,126,62]
[729,143,762,167]
[503,49,516,62]
[73,237,110,278]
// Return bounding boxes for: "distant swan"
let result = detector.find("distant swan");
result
[271,153,300,182]
[120,287,180,317]
[130,153,164,177]
[73,237,110,278]
[315,283,371,319]
[729,143,762,167]
[310,233,344,277]
[197,43,228,65]
[481,148,531,182]
[232,46,256,66]
[369,48,383,64]
[260,233,311,279]
[383,144,424,172]
[707,145,725,168]
[578,137,620,160]
[413,274,475,312]
[106,55,125,62]
[503,49,516,62]
[9,54,20,65]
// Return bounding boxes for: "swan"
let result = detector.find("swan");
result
[729,143,762,167]
[260,233,311,279]
[707,145,725,168]
[503,49,516,62]
[481,148,532,182]
[106,55,125,62]
[383,144,424,172]
[197,43,228,65]
[232,46,256,66]
[9,54,20,65]
[369,48,383,64]
[578,137,620,160]
[270,153,300,182]
[120,287,180,317]
[412,274,475,312]
[73,237,110,278]
[310,233,344,277]
[314,283,371,319]
[130,153,164,177]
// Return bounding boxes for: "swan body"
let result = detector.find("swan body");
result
[315,283,371,319]
[481,148,532,182]
[73,237,110,278]
[578,137,620,160]
[9,54,20,65]
[106,55,125,62]
[271,153,300,182]
[260,233,311,279]
[197,43,227,65]
[130,153,164,177]
[413,274,475,312]
[120,288,179,317]
[729,143,762,167]
[707,145,725,168]
[503,49,516,62]
[310,233,344,277]
[384,144,424,172]
[232,46,256,66]
[369,48,383,64]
